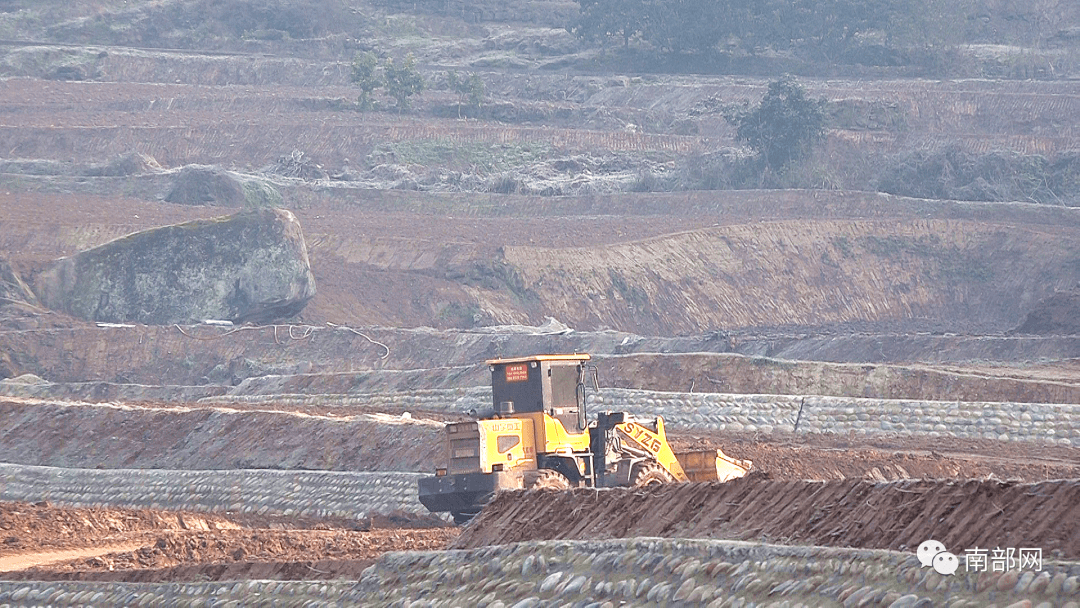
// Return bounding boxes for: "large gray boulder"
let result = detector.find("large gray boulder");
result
[34,208,316,325]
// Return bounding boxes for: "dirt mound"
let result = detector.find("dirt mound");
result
[0,399,444,472]
[677,433,1080,482]
[454,477,1080,559]
[164,165,247,206]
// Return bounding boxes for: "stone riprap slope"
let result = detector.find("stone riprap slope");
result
[1,383,1077,475]
[1,538,1077,606]
[208,387,1080,446]
[0,463,426,521]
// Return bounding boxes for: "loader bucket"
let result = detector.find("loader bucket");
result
[674,449,752,482]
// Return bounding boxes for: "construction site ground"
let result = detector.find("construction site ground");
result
[3,3,1080,604]
[0,420,1078,584]
[0,502,457,583]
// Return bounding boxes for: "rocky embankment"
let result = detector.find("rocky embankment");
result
[0,463,428,521]
[1,538,1077,606]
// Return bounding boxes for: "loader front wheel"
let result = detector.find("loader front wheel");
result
[527,468,572,491]
[631,461,674,487]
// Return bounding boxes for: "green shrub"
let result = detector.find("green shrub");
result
[877,146,1080,205]
[725,77,828,172]
[383,53,425,112]
[350,51,381,111]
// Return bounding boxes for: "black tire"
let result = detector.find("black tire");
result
[451,509,481,525]
[630,461,674,487]
[526,468,572,491]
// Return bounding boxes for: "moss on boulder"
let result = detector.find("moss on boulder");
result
[33,208,316,325]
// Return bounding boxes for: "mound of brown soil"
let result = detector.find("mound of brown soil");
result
[454,477,1080,559]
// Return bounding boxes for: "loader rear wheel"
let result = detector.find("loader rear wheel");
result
[527,468,571,491]
[451,509,481,525]
[631,461,674,487]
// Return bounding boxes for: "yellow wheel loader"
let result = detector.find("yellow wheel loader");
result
[418,354,751,523]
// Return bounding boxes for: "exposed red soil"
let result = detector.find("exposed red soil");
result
[674,431,1080,482]
[8,528,456,574]
[0,397,449,472]
[454,477,1080,559]
[0,501,457,582]
[5,70,1080,586]
[0,502,242,555]
[0,501,447,555]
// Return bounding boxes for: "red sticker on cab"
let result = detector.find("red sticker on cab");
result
[505,363,528,382]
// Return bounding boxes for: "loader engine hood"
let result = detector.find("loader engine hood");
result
[447,419,536,475]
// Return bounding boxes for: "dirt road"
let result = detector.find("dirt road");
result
[0,541,148,573]
[0,501,457,582]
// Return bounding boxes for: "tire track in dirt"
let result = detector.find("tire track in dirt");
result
[454,477,1080,559]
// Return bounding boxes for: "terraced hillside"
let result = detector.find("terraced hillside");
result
[2,0,1080,604]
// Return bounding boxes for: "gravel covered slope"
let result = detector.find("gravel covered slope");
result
[2,538,1078,606]
[0,463,428,521]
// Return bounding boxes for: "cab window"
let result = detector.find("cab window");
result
[497,435,520,453]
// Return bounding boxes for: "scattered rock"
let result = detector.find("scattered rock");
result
[0,373,47,385]
[84,152,162,177]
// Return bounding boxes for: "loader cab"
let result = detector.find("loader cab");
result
[487,354,590,434]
